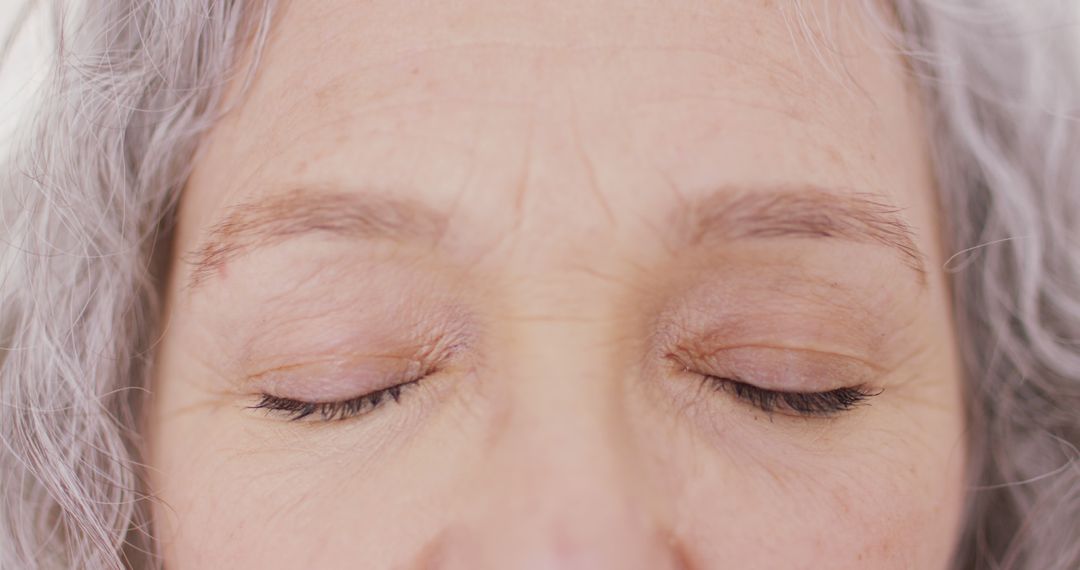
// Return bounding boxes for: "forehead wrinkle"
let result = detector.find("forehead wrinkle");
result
[184,188,449,290]
[258,7,843,141]
[672,186,928,286]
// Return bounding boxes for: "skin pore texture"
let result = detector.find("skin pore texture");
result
[148,1,967,568]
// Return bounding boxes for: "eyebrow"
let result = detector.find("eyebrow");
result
[184,185,926,290]
[184,188,448,288]
[672,187,927,283]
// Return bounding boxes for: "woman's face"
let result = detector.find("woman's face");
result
[149,0,967,567]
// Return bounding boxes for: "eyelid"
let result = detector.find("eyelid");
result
[667,344,880,394]
[241,330,468,399]
[245,355,430,403]
[239,330,470,423]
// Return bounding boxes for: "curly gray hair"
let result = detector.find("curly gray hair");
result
[1,1,1077,568]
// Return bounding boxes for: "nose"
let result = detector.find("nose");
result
[426,513,687,570]
[420,434,691,570]
[416,328,691,570]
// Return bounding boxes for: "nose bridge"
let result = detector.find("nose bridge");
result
[491,295,636,492]
[424,306,688,569]
[492,341,634,517]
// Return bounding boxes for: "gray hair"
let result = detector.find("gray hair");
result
[1,1,1077,569]
[886,3,1080,567]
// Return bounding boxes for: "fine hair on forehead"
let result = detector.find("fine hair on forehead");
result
[1,1,1079,568]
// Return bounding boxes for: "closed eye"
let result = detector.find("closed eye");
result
[702,375,880,418]
[249,377,424,422]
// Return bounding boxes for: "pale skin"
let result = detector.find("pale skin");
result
[148,1,968,568]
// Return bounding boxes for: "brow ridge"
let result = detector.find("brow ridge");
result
[185,185,927,291]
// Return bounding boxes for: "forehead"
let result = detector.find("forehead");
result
[183,0,931,258]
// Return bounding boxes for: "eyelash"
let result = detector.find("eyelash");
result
[248,370,876,422]
[250,378,422,422]
[702,375,878,418]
